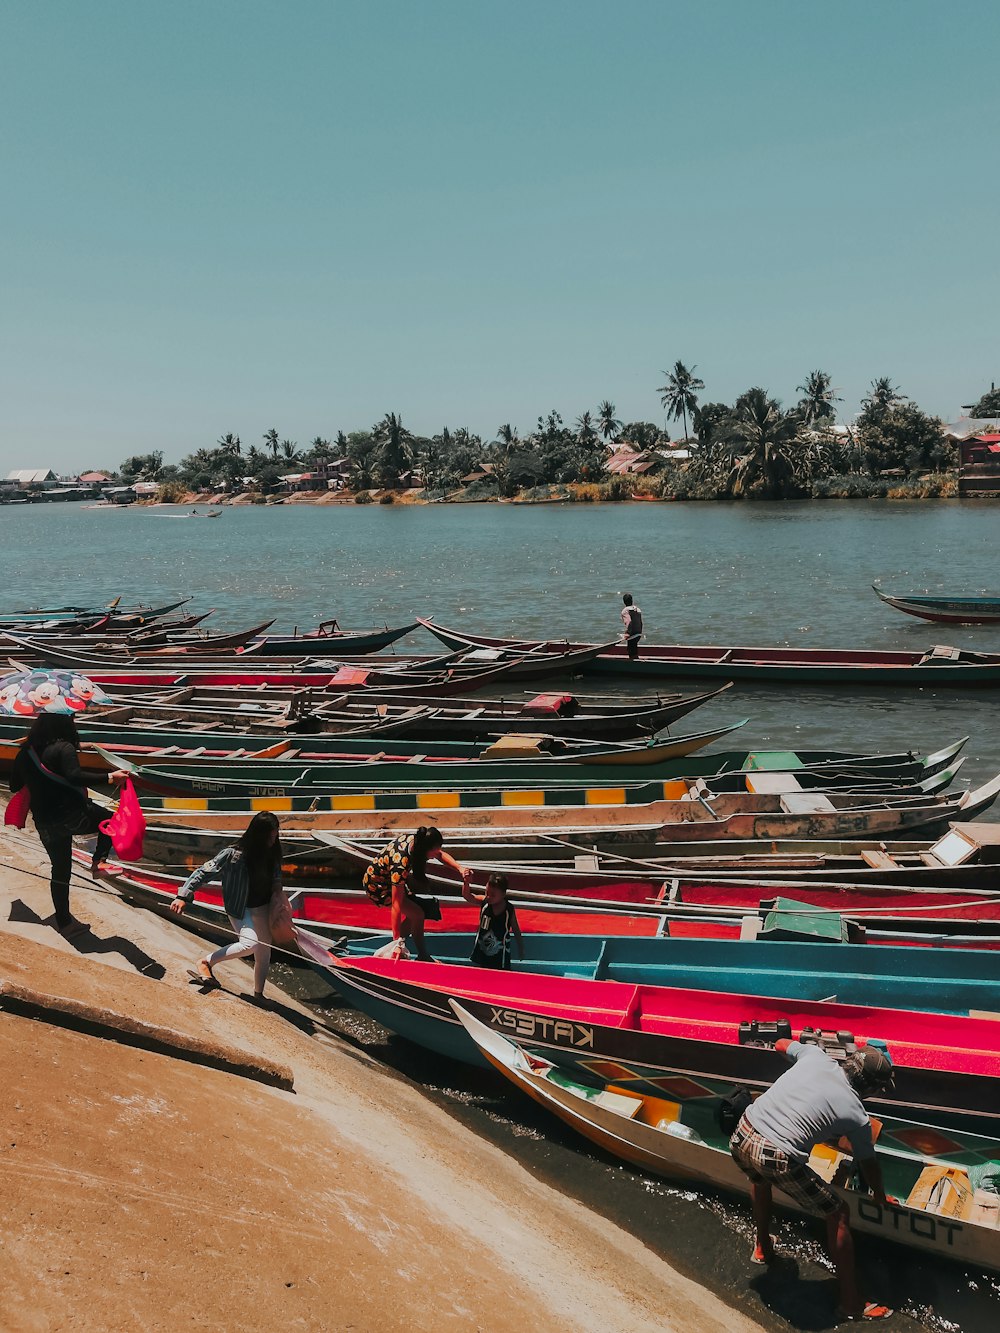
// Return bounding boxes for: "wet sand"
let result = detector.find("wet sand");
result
[0,825,761,1332]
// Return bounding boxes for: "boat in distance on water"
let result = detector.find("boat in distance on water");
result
[417,617,1000,686]
[874,586,1000,625]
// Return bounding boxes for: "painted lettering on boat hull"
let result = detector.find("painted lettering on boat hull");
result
[489,1007,594,1049]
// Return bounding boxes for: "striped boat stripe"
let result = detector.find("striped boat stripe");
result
[500,790,545,806]
[331,794,377,811]
[142,784,648,812]
[417,791,461,808]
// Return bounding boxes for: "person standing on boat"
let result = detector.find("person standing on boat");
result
[729,1040,895,1322]
[170,811,287,1004]
[468,872,523,969]
[9,713,130,938]
[362,826,472,962]
[620,594,643,661]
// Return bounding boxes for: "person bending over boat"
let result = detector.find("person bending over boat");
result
[9,713,130,938]
[170,811,287,1004]
[468,873,523,969]
[620,594,643,661]
[729,1040,895,1322]
[362,826,471,962]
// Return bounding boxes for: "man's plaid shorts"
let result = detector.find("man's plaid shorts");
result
[730,1115,843,1217]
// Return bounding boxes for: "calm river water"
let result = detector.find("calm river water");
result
[6,498,1000,1330]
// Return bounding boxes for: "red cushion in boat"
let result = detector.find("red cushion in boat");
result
[523,692,576,715]
[329,667,371,686]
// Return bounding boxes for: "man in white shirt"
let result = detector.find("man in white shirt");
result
[730,1040,895,1321]
[620,593,643,660]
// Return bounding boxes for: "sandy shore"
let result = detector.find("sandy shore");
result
[0,825,762,1332]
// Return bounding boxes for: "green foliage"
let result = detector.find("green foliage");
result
[658,361,704,440]
[796,370,839,425]
[154,481,187,503]
[597,400,621,442]
[970,388,1000,417]
[373,412,413,486]
[354,489,373,504]
[724,388,806,498]
[618,422,662,449]
[855,403,950,474]
[691,402,730,445]
[379,492,395,504]
[119,451,164,480]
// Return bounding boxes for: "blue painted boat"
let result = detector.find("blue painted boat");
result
[874,586,1000,625]
[336,932,1000,1015]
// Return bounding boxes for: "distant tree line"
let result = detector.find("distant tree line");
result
[94,365,993,501]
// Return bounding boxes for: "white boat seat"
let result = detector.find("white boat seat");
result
[745,772,803,795]
[779,792,837,814]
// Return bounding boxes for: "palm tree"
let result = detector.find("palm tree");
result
[245,445,268,473]
[263,428,280,460]
[309,436,333,465]
[280,439,301,465]
[575,411,597,445]
[374,412,414,487]
[217,432,242,457]
[658,361,704,442]
[494,423,519,455]
[862,377,906,419]
[724,388,805,498]
[796,370,840,426]
[597,401,621,442]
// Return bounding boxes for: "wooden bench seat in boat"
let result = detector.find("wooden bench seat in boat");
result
[744,772,804,795]
[779,792,837,815]
[861,849,900,870]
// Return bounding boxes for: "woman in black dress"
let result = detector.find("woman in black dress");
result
[9,713,129,937]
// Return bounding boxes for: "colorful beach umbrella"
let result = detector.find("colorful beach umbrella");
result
[0,669,111,716]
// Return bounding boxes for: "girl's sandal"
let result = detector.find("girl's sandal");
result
[186,963,218,988]
[750,1238,777,1265]
[837,1304,893,1322]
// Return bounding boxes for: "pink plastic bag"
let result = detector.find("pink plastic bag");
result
[4,787,31,828]
[99,779,146,861]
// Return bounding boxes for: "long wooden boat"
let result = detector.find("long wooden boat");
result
[0,732,964,809]
[339,929,1000,1012]
[98,737,972,800]
[318,833,1000,926]
[117,758,1000,840]
[130,780,1000,844]
[454,1005,1000,1276]
[24,682,732,743]
[0,609,214,638]
[50,658,543,696]
[418,617,1000,687]
[248,621,420,655]
[0,721,751,783]
[304,948,1000,1131]
[874,585,1000,626]
[1,621,276,660]
[92,855,1000,952]
[0,597,191,624]
[95,723,757,790]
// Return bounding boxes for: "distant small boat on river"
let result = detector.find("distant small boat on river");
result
[874,586,1000,625]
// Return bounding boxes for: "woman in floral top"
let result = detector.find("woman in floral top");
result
[363,825,471,961]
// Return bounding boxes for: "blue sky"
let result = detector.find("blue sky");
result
[2,1,998,472]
